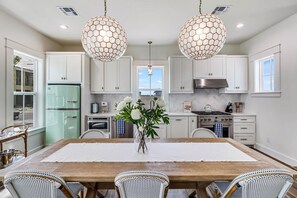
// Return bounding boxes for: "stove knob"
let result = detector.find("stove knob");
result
[208,119,211,121]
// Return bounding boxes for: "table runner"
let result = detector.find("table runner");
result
[41,142,256,162]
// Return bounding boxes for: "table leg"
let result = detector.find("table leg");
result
[82,182,97,198]
[195,182,211,198]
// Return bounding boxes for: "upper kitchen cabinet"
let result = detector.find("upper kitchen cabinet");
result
[220,56,248,93]
[91,56,132,93]
[169,56,193,93]
[47,52,84,84]
[193,55,226,79]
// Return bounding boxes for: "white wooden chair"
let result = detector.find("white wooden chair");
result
[191,128,217,138]
[115,170,170,198]
[79,129,106,139]
[4,170,83,198]
[206,169,294,198]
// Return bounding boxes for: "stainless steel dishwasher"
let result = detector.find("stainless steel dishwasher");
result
[111,117,134,138]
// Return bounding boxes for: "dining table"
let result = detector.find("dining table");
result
[0,138,296,198]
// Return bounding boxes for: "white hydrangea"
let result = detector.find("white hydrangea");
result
[156,98,165,108]
[131,109,141,120]
[116,101,126,111]
[124,96,133,103]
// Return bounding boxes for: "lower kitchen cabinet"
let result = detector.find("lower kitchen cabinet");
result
[154,124,167,138]
[168,117,189,138]
[233,115,256,146]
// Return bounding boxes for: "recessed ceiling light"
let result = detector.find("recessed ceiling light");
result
[236,23,244,28]
[60,25,68,30]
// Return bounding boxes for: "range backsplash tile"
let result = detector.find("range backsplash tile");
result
[95,94,132,112]
[168,89,241,112]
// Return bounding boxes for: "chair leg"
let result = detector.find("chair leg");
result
[96,191,105,198]
[188,190,196,198]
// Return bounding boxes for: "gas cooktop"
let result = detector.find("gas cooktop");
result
[191,111,231,116]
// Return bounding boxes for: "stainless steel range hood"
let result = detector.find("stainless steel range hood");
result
[194,79,228,89]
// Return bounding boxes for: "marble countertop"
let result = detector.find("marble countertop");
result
[86,112,197,117]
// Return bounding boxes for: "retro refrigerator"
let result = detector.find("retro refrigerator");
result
[46,85,80,145]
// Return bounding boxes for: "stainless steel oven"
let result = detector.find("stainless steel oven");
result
[192,111,233,138]
[87,117,110,132]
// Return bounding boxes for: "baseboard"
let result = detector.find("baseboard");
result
[28,145,45,155]
[256,143,297,166]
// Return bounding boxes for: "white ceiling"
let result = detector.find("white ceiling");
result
[0,0,297,45]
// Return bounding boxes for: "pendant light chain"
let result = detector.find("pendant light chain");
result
[199,0,202,14]
[104,0,107,16]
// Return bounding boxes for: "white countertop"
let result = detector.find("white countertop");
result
[232,113,256,116]
[87,112,197,117]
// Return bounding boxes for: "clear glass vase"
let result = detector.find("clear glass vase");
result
[134,130,151,154]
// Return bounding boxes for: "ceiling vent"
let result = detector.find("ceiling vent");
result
[57,7,78,16]
[211,6,231,15]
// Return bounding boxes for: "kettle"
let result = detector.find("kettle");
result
[204,104,212,112]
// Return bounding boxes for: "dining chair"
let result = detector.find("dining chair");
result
[206,169,294,198]
[79,129,106,139]
[4,170,84,198]
[114,170,170,198]
[191,128,217,138]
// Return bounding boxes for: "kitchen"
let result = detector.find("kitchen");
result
[0,0,297,197]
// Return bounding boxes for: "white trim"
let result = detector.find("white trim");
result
[28,145,45,155]
[250,92,281,97]
[256,143,297,166]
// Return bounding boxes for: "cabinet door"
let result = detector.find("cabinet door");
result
[118,57,131,92]
[66,55,82,83]
[90,60,104,93]
[154,124,167,138]
[104,61,118,92]
[181,58,193,92]
[234,58,248,91]
[169,57,182,92]
[64,110,80,139]
[168,117,188,138]
[47,55,66,82]
[225,57,236,91]
[210,56,225,78]
[193,59,209,78]
[188,116,197,137]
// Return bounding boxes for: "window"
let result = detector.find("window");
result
[251,44,281,96]
[13,51,38,126]
[137,66,164,107]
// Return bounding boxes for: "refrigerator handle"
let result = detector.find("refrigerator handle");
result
[66,116,78,119]
[66,100,78,103]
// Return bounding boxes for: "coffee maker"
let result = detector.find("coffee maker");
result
[234,102,244,113]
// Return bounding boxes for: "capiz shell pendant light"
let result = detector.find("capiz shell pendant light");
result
[178,0,226,60]
[81,0,127,62]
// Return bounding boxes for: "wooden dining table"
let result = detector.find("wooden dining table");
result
[0,138,296,198]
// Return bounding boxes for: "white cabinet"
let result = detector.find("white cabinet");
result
[193,55,226,79]
[220,56,248,93]
[168,116,189,138]
[155,124,167,138]
[47,53,82,83]
[90,56,132,93]
[233,115,256,146]
[188,116,197,137]
[169,57,193,93]
[90,60,104,93]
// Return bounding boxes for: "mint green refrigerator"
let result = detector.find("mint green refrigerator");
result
[46,85,80,145]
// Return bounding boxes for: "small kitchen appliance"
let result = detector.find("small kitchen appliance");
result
[100,101,109,113]
[91,103,99,114]
[225,102,233,113]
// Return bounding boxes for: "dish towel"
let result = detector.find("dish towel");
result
[117,119,125,134]
[214,122,223,137]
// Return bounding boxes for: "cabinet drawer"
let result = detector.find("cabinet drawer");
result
[234,134,255,145]
[234,123,255,134]
[233,116,255,123]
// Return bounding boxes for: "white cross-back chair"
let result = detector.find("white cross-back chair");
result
[79,129,106,139]
[114,171,170,198]
[206,169,294,198]
[191,128,217,138]
[4,170,83,198]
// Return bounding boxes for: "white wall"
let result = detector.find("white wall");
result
[240,13,297,166]
[0,9,62,128]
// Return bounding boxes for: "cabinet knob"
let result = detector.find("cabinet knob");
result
[102,87,104,90]
[175,119,182,121]
[240,138,247,141]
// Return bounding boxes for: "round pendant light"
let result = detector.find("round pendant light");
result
[81,0,127,62]
[178,0,226,60]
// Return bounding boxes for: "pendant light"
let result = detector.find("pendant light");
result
[178,0,226,60]
[81,0,127,62]
[148,41,152,76]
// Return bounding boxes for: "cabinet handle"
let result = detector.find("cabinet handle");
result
[241,127,248,130]
[180,86,182,89]
[240,119,247,121]
[66,100,78,103]
[66,116,77,119]
[61,77,63,80]
[102,87,104,90]
[240,138,247,141]
[192,119,194,122]
[175,119,182,121]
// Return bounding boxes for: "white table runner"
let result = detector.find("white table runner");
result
[41,142,256,163]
